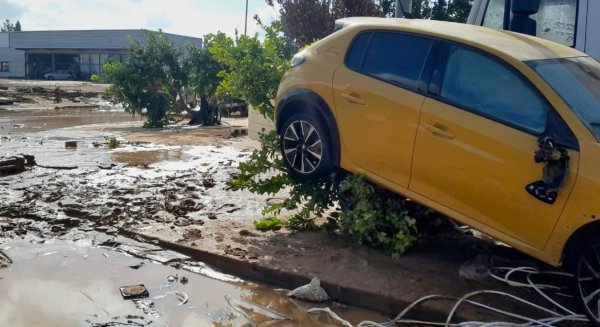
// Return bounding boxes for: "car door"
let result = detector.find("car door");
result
[332,31,434,187]
[410,43,579,249]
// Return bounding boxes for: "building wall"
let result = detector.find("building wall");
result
[0,29,202,80]
[0,48,26,78]
[9,30,202,50]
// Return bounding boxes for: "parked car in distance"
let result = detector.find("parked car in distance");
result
[275,17,600,324]
[44,70,74,80]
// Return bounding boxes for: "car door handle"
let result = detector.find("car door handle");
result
[341,92,367,105]
[424,123,455,139]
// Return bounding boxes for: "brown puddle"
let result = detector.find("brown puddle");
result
[0,108,141,134]
[0,239,387,327]
[111,149,190,166]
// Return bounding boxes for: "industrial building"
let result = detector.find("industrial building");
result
[0,30,202,80]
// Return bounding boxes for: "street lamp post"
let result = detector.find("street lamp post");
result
[244,0,249,35]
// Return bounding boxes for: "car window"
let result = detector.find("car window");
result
[440,45,550,134]
[346,31,433,90]
[529,56,600,141]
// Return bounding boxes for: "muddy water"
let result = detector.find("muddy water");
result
[0,108,391,326]
[0,108,141,134]
[0,238,387,327]
[0,108,143,168]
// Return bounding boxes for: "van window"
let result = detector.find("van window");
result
[346,32,433,90]
[532,0,577,47]
[481,0,578,47]
[483,0,506,29]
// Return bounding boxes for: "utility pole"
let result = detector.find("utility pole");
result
[244,0,249,35]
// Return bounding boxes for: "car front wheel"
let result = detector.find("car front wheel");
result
[280,113,334,180]
[575,240,600,326]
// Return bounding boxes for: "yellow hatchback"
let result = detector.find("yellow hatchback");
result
[275,18,600,323]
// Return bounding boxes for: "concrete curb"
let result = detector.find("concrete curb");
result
[120,228,458,321]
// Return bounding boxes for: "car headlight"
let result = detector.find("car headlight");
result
[291,52,306,68]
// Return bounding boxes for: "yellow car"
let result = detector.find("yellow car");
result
[275,17,600,323]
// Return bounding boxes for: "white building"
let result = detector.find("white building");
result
[0,29,202,80]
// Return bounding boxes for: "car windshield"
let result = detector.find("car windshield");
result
[528,57,600,141]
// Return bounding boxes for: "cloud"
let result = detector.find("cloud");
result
[0,0,26,20]
[4,0,280,38]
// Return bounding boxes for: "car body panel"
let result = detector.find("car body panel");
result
[410,97,579,249]
[332,64,425,187]
[275,18,600,266]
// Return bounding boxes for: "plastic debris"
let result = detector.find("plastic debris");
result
[0,249,12,268]
[128,262,145,270]
[167,291,189,305]
[225,295,292,327]
[288,277,328,302]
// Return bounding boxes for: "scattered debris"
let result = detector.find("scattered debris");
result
[80,290,111,316]
[128,262,145,270]
[65,141,77,148]
[120,285,150,300]
[0,97,15,105]
[202,178,216,188]
[288,277,329,302]
[0,154,36,173]
[167,291,189,306]
[0,249,12,269]
[225,295,292,327]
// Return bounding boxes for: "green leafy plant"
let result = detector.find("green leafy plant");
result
[107,137,120,149]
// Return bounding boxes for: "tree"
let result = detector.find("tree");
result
[103,31,215,127]
[208,18,295,119]
[431,0,450,21]
[182,37,224,125]
[266,0,387,47]
[1,19,21,32]
[448,0,472,23]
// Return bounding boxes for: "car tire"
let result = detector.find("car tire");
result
[574,238,600,326]
[279,112,335,180]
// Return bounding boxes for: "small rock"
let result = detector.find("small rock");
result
[288,277,329,302]
[208,213,217,220]
[202,178,216,188]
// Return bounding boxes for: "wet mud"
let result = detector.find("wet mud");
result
[0,107,391,326]
[0,236,385,327]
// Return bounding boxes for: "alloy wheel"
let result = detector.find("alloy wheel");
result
[577,244,600,324]
[282,120,323,174]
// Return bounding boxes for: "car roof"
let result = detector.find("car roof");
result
[337,17,585,61]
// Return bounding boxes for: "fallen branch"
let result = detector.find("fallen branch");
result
[36,164,78,170]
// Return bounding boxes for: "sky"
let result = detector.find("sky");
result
[1,0,280,38]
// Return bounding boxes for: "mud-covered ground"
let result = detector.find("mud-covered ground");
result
[0,81,590,326]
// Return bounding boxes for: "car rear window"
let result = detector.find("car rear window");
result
[345,31,433,90]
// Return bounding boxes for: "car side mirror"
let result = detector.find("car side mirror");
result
[510,0,540,36]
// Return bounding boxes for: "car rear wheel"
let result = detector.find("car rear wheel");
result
[280,113,334,180]
[575,239,600,326]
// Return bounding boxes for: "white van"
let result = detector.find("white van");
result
[467,0,600,60]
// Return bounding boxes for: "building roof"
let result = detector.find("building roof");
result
[1,29,202,50]
[337,17,584,61]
